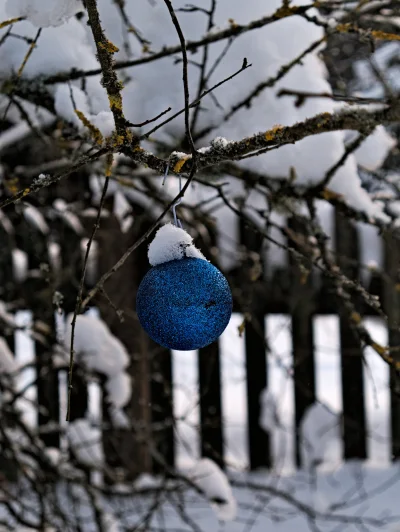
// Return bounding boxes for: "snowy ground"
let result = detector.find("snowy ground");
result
[113,465,400,532]
[11,312,399,531]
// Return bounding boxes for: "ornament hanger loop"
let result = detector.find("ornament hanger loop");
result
[163,162,183,228]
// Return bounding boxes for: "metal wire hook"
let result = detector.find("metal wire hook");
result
[163,162,183,228]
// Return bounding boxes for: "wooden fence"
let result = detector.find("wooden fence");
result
[1,194,400,475]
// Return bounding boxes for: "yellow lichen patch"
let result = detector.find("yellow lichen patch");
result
[105,153,114,177]
[110,133,125,146]
[17,39,38,77]
[108,94,123,112]
[336,23,400,41]
[336,23,353,33]
[350,311,362,325]
[173,157,190,173]
[98,40,119,54]
[316,112,331,128]
[75,110,104,145]
[275,5,299,19]
[265,125,283,142]
[321,188,344,201]
[4,177,20,195]
[238,317,246,338]
[371,342,391,361]
[0,17,23,29]
[370,30,400,41]
[23,187,30,196]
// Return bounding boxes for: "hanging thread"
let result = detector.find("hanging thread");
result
[163,162,183,228]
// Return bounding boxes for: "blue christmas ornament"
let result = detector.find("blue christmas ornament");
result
[136,224,232,351]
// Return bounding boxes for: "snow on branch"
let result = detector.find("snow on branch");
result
[64,313,131,420]
[6,0,82,28]
[186,458,237,521]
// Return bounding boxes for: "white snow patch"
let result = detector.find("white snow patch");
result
[389,200,400,219]
[80,238,98,286]
[67,419,103,468]
[100,511,122,532]
[210,136,231,150]
[0,209,14,234]
[64,314,131,413]
[358,222,383,284]
[48,242,61,273]
[0,301,16,328]
[186,458,237,521]
[109,407,129,429]
[23,204,49,234]
[351,126,396,171]
[148,223,206,266]
[113,190,133,233]
[300,402,341,470]
[259,388,279,432]
[105,373,131,410]
[91,111,115,137]
[12,248,28,283]
[0,337,17,374]
[44,447,62,467]
[53,199,84,234]
[6,0,82,28]
[64,314,129,377]
[197,146,212,154]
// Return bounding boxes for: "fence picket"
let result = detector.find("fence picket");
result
[196,221,225,468]
[240,219,270,469]
[151,343,175,472]
[335,212,367,460]
[288,217,316,467]
[384,232,400,460]
[198,341,224,468]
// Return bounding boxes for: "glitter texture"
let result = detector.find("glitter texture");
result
[136,258,232,350]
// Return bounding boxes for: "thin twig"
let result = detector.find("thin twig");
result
[142,61,252,139]
[162,0,196,156]
[127,106,172,128]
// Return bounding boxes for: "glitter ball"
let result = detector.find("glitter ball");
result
[136,258,232,350]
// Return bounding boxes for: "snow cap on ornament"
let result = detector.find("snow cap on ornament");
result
[136,223,232,350]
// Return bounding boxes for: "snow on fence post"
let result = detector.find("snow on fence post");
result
[197,222,225,469]
[335,210,367,460]
[383,232,400,460]
[287,217,316,468]
[239,218,270,470]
